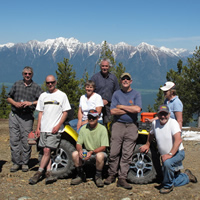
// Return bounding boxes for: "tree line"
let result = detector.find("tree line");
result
[0,43,200,127]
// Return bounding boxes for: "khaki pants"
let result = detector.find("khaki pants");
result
[108,122,138,179]
[9,112,33,165]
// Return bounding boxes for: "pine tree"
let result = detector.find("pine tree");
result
[94,41,126,81]
[166,46,200,126]
[56,58,81,117]
[94,41,116,73]
[79,70,89,95]
[0,84,11,118]
[114,62,126,84]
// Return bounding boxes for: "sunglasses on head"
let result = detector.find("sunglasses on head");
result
[88,115,98,120]
[121,76,131,80]
[46,81,56,85]
[24,73,32,75]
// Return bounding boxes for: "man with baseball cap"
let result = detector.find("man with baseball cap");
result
[105,72,142,189]
[71,109,109,187]
[140,104,197,194]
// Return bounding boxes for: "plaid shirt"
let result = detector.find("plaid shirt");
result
[8,80,43,114]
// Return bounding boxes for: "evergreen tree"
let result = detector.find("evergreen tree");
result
[56,58,81,117]
[41,81,47,92]
[114,62,126,84]
[166,46,200,125]
[0,84,11,118]
[94,41,116,73]
[79,70,89,95]
[94,41,126,81]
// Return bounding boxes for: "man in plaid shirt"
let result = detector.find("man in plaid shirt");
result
[7,66,43,172]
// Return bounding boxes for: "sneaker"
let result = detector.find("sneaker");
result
[22,165,29,172]
[95,175,104,187]
[184,169,197,183]
[10,164,20,172]
[159,186,174,194]
[29,171,43,185]
[117,178,132,190]
[104,175,116,185]
[45,171,57,184]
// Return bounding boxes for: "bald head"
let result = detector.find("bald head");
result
[46,75,57,93]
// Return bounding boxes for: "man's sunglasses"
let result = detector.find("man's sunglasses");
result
[88,115,98,120]
[121,76,131,80]
[24,73,32,75]
[46,81,56,85]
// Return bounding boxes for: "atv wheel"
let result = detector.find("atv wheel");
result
[51,139,75,178]
[127,144,157,184]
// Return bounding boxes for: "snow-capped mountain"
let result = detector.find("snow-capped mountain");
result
[0,37,191,89]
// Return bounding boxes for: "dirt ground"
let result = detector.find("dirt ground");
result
[0,119,200,200]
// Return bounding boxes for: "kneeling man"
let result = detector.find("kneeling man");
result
[140,105,197,194]
[71,109,109,187]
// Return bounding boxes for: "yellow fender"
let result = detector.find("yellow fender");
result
[138,129,149,135]
[64,125,79,142]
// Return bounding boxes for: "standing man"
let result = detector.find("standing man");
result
[71,109,109,187]
[91,58,120,124]
[140,105,197,194]
[104,73,142,189]
[29,75,71,185]
[7,66,43,172]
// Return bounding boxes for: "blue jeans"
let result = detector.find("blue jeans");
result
[162,150,189,188]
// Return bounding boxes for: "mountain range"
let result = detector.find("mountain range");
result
[0,37,192,89]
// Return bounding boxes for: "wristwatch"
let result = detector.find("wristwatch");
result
[168,152,173,156]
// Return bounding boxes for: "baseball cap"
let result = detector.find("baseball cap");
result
[157,104,169,114]
[160,81,175,91]
[120,72,132,80]
[88,109,99,117]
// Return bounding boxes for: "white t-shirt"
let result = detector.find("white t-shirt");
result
[79,92,103,120]
[36,90,71,132]
[150,118,184,155]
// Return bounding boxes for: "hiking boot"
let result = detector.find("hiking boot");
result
[184,169,197,183]
[104,175,116,185]
[10,164,20,172]
[29,171,43,185]
[71,172,86,185]
[95,175,104,187]
[159,186,174,194]
[117,178,132,190]
[45,171,57,184]
[71,176,83,185]
[22,165,29,172]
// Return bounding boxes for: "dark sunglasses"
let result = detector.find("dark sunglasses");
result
[46,81,56,85]
[121,76,131,80]
[88,115,98,120]
[24,73,32,75]
[158,111,168,116]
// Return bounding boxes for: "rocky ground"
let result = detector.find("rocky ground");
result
[0,119,200,200]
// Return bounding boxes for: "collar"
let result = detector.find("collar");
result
[169,96,178,102]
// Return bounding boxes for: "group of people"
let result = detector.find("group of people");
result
[7,59,197,194]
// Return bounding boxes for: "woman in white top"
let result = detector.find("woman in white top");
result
[69,80,103,132]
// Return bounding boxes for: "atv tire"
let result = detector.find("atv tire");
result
[127,144,157,184]
[37,139,75,179]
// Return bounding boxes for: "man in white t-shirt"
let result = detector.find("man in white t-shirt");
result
[29,75,71,185]
[140,104,197,194]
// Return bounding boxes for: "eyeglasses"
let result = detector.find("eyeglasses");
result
[121,76,131,80]
[24,73,32,75]
[46,81,56,85]
[88,115,98,120]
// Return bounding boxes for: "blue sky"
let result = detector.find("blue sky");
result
[1,0,200,51]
